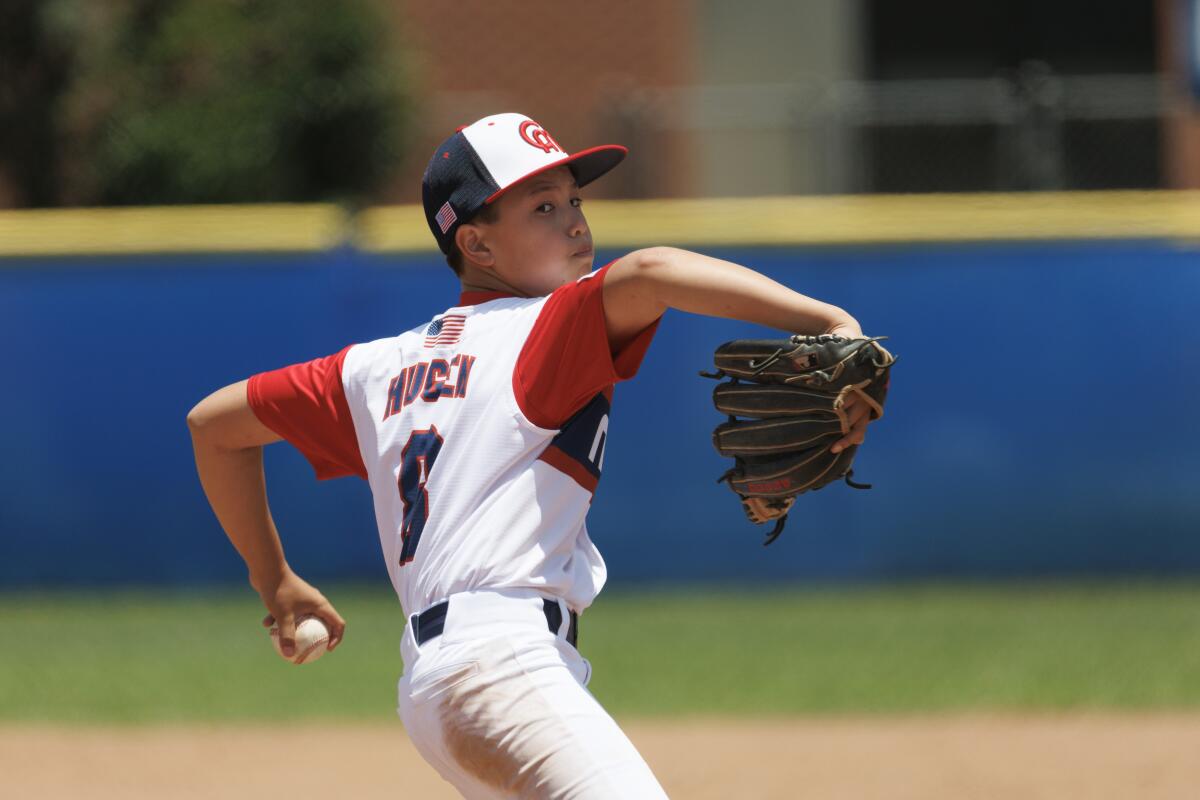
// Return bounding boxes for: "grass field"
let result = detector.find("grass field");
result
[3,582,1199,723]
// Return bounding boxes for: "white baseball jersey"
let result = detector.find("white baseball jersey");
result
[247,264,658,616]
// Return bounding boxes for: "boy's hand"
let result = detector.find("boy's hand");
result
[826,318,871,453]
[827,318,864,340]
[831,392,872,454]
[255,567,346,657]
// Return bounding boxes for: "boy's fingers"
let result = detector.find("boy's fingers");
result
[832,399,871,452]
[839,394,872,436]
[832,438,860,454]
[849,416,869,444]
[831,424,868,453]
[846,407,870,433]
[321,606,347,650]
[328,620,346,650]
[276,613,297,657]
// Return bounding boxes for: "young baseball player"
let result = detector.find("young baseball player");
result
[188,112,873,798]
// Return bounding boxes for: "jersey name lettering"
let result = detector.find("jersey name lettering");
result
[382,355,477,420]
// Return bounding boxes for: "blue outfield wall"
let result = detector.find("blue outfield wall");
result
[1,241,1198,588]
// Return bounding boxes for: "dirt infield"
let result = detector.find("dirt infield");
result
[5,714,1200,799]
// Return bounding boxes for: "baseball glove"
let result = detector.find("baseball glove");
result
[703,334,895,545]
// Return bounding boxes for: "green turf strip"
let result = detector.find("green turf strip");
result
[2,583,1199,722]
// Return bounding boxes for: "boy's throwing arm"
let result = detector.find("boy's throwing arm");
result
[187,380,346,656]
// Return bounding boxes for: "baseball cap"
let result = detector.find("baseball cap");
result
[421,112,627,254]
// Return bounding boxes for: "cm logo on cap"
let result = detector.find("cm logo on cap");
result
[519,120,563,154]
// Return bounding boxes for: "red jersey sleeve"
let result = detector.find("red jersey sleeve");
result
[246,345,367,480]
[514,263,660,429]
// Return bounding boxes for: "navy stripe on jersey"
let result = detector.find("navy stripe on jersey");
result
[537,392,610,493]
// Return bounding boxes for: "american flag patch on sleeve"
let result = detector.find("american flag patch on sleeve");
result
[424,314,466,347]
[435,202,457,234]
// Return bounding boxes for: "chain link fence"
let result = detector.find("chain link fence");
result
[600,64,1173,197]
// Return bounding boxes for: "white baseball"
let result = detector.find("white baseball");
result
[269,615,331,665]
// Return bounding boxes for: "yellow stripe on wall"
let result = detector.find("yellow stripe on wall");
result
[0,204,344,257]
[576,191,1200,249]
[2,191,1199,257]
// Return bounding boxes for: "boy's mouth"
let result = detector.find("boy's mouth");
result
[573,244,594,257]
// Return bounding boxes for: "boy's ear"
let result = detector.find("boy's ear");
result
[456,224,495,269]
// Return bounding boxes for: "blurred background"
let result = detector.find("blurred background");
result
[2,5,1200,786]
[1,0,1197,588]
[3,0,1200,208]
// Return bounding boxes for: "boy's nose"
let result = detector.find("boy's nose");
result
[568,209,588,238]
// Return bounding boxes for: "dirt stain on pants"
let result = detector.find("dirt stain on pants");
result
[438,658,569,798]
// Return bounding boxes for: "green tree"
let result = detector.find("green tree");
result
[0,1,72,207]
[51,0,412,206]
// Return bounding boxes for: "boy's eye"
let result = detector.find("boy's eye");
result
[535,198,581,213]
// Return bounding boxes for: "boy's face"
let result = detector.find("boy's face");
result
[474,166,594,296]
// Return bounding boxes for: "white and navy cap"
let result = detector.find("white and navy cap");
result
[422,112,627,254]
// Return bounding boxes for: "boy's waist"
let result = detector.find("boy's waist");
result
[392,539,605,621]
[403,588,580,655]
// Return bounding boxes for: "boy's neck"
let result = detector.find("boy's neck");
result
[458,265,533,300]
[458,283,518,306]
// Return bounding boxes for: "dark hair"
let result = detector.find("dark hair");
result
[446,203,501,275]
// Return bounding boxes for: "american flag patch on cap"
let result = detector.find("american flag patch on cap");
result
[424,314,466,347]
[435,201,457,234]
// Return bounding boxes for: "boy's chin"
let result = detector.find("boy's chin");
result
[529,261,592,294]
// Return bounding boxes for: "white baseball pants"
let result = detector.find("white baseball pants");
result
[397,589,669,799]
